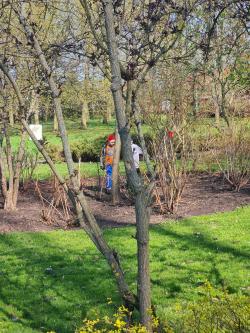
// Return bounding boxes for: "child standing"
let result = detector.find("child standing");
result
[100,133,116,193]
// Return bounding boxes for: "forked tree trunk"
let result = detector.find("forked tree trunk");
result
[102,1,152,330]
[111,128,121,204]
[11,7,137,310]
[0,125,26,211]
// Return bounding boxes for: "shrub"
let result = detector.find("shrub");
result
[20,150,39,182]
[45,143,64,162]
[213,124,250,191]
[165,282,250,333]
[71,135,107,162]
[150,125,193,214]
[76,305,158,333]
[43,136,108,164]
[75,283,250,333]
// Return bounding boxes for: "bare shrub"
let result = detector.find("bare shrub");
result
[143,105,194,213]
[152,124,192,213]
[35,178,72,226]
[214,124,250,191]
[21,151,39,185]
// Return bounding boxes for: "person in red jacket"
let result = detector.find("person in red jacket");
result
[100,133,116,193]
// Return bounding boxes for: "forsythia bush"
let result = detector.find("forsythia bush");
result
[49,283,249,333]
[76,305,159,333]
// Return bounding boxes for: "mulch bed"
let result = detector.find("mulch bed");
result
[0,173,249,233]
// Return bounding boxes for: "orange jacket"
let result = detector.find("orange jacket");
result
[105,145,114,165]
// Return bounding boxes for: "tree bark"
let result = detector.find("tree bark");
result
[0,151,8,200]
[9,100,14,126]
[103,103,112,124]
[29,90,40,125]
[102,1,152,330]
[215,104,220,126]
[12,129,26,207]
[111,128,121,204]
[82,60,90,129]
[81,101,89,129]
[191,76,200,118]
[220,85,230,127]
[34,92,40,125]
[53,112,58,132]
[4,125,14,210]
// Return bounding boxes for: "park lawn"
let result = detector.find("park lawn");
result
[30,160,216,181]
[10,118,117,150]
[0,206,249,333]
[29,161,127,180]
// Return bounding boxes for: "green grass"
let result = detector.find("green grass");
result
[28,162,126,180]
[10,118,116,151]
[0,206,249,332]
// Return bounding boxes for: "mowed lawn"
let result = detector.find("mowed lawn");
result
[0,206,249,333]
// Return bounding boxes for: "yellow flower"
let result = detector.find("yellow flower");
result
[114,318,126,330]
[152,316,159,328]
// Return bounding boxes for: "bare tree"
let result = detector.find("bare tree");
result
[0,1,138,310]
[101,1,154,329]
[81,0,206,328]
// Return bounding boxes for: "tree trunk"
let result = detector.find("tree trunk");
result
[0,149,8,201]
[32,90,40,125]
[220,86,230,127]
[9,103,14,126]
[53,112,58,132]
[102,1,152,330]
[103,104,112,124]
[191,77,199,118]
[4,125,14,210]
[82,59,90,129]
[12,130,27,207]
[135,191,151,323]
[0,126,26,211]
[111,128,121,204]
[4,194,15,210]
[215,104,220,126]
[34,103,39,125]
[81,101,89,129]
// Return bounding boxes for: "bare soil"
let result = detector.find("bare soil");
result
[0,173,249,233]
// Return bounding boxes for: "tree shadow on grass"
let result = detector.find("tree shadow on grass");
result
[151,224,250,261]
[148,221,250,305]
[0,232,122,333]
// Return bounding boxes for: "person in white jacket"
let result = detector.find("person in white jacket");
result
[131,140,143,175]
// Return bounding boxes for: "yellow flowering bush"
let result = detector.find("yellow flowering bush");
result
[76,305,158,333]
[76,284,249,333]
